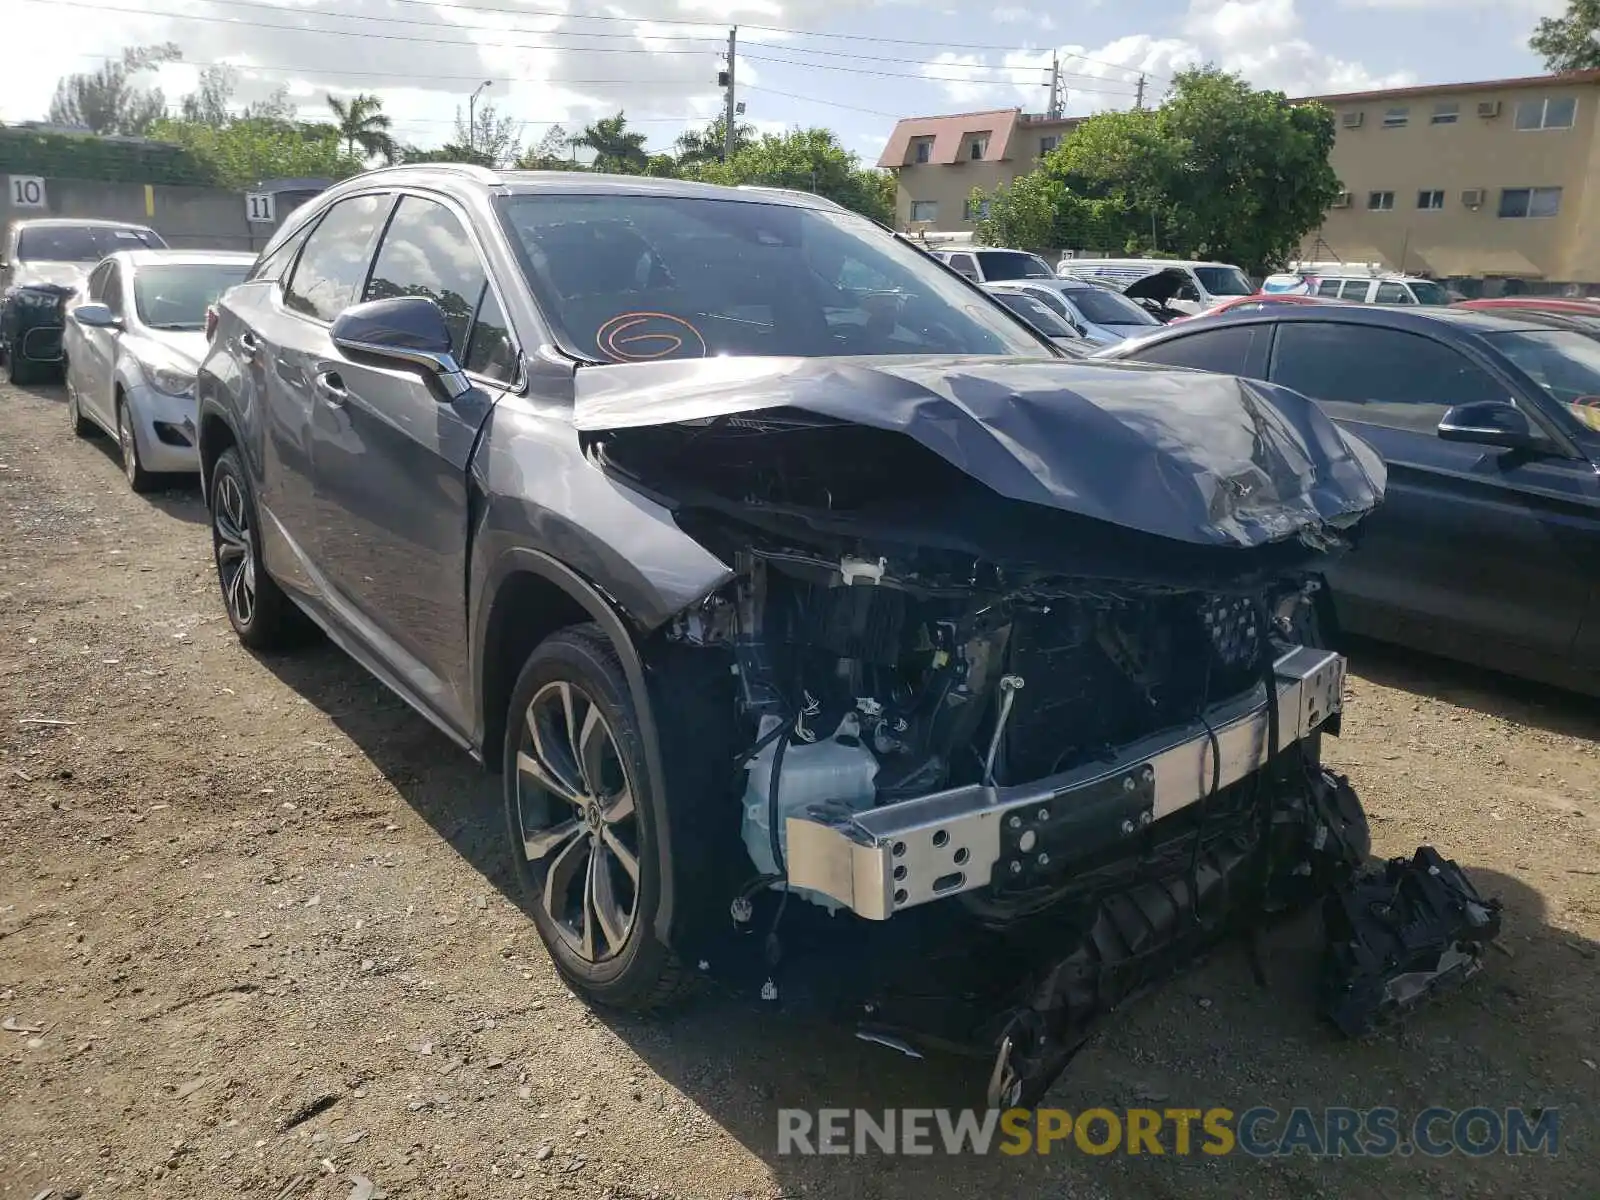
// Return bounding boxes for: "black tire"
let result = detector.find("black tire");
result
[503,624,692,1012]
[66,382,94,437]
[117,397,156,493]
[209,447,304,651]
[6,344,43,386]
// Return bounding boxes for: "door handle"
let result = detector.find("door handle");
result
[236,330,259,361]
[314,370,349,406]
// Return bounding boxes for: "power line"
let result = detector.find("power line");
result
[739,85,905,120]
[741,53,1141,94]
[20,0,1164,83]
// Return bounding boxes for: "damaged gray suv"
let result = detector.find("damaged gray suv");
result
[198,166,1499,1105]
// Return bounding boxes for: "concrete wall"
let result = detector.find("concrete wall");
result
[1,177,316,258]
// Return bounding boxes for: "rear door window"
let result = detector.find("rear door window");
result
[946,253,978,280]
[1126,326,1264,376]
[1339,280,1371,301]
[284,194,392,322]
[1316,279,1342,298]
[1269,322,1507,431]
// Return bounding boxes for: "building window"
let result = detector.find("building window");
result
[969,136,988,160]
[1382,107,1409,128]
[1515,97,1577,130]
[909,200,938,223]
[1498,187,1562,218]
[1367,191,1396,211]
[962,198,991,221]
[911,138,932,164]
[1430,102,1459,125]
[1039,135,1059,155]
[1417,189,1445,211]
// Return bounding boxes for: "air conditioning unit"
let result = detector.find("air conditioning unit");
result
[1330,191,1353,209]
[1477,100,1502,119]
[1461,188,1485,209]
[1341,111,1365,128]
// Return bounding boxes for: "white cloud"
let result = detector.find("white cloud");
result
[991,6,1056,27]
[921,0,1415,114]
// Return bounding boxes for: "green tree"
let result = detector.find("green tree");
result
[151,115,365,189]
[674,116,755,166]
[574,112,650,174]
[515,124,579,170]
[402,142,494,166]
[1530,0,1600,71]
[327,93,397,163]
[179,65,237,128]
[977,67,1339,273]
[972,174,1061,253]
[455,101,521,166]
[686,128,894,223]
[47,43,181,136]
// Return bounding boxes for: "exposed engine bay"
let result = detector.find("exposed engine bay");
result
[577,361,1501,1106]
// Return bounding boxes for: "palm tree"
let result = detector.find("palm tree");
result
[675,116,755,166]
[573,112,649,174]
[327,92,397,164]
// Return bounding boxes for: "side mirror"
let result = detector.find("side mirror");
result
[1437,400,1547,453]
[330,296,471,401]
[71,302,120,329]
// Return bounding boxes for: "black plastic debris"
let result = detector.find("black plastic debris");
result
[1321,846,1502,1038]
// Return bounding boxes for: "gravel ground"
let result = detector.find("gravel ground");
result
[1,376,1597,1200]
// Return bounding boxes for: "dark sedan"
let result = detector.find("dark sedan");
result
[1,218,167,384]
[1095,306,1600,694]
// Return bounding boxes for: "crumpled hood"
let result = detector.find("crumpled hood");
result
[574,355,1387,550]
[10,261,90,292]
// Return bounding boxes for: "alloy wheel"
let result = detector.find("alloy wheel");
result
[515,680,641,963]
[117,406,140,486]
[213,473,257,628]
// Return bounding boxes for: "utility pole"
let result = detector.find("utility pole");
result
[1047,52,1061,119]
[468,79,492,152]
[1135,73,1146,110]
[723,26,738,162]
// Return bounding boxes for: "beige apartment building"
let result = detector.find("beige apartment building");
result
[880,71,1600,287]
[1301,70,1600,287]
[877,108,1081,233]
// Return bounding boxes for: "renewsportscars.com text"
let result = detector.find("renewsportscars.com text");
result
[777,1106,1561,1158]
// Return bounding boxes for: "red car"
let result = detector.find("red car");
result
[1171,293,1341,322]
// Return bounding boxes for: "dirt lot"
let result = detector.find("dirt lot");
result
[1,377,1597,1200]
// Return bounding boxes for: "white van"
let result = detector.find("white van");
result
[1055,258,1255,314]
[1260,264,1451,306]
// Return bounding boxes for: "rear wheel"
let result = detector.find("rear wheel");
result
[117,398,155,493]
[209,447,303,651]
[66,383,93,437]
[503,625,691,1011]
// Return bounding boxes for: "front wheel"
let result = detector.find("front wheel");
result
[208,447,304,651]
[117,398,156,493]
[66,383,93,437]
[503,624,691,1011]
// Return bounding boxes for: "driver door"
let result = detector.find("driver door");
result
[76,261,126,430]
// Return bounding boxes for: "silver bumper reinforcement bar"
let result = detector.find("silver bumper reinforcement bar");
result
[784,645,1346,920]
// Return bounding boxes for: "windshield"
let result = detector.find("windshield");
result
[1483,328,1600,431]
[133,263,251,330]
[17,225,163,262]
[1193,266,1254,296]
[989,291,1076,338]
[1062,286,1160,327]
[977,250,1055,280]
[498,195,1052,361]
[1409,280,1451,306]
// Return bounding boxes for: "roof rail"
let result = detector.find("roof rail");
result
[734,185,848,211]
[349,162,502,184]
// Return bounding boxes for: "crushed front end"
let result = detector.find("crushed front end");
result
[579,358,1499,1104]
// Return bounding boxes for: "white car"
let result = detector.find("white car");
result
[63,249,255,491]
[993,278,1163,346]
[1056,258,1255,315]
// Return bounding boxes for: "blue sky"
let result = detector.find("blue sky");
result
[0,0,1568,161]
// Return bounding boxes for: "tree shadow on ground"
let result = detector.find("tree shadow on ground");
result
[255,640,1597,1200]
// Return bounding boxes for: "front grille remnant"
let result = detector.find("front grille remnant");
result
[1003,593,1263,783]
